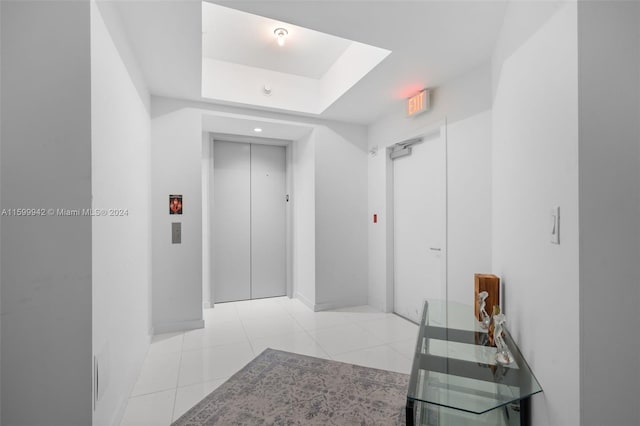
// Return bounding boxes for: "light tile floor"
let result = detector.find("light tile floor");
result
[120,297,418,425]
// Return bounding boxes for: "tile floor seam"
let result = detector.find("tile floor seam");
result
[178,341,255,388]
[281,304,298,320]
[180,340,247,353]
[125,298,416,425]
[385,339,417,357]
[311,320,368,354]
[237,311,257,357]
[127,387,174,400]
[301,320,361,334]
[308,323,385,349]
[130,351,182,398]
[289,309,335,360]
[381,335,420,345]
[316,320,378,356]
[170,333,186,422]
[347,321,371,332]
[127,339,154,400]
[383,343,414,361]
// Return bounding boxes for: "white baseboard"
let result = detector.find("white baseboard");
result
[367,298,390,313]
[294,292,315,310]
[153,319,204,335]
[312,301,337,312]
[312,301,349,312]
[313,299,369,312]
[294,294,371,313]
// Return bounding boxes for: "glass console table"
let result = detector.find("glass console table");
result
[406,300,542,426]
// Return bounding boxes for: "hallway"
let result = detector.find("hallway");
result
[121,297,418,425]
[2,2,639,425]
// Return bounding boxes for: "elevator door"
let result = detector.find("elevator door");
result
[393,132,446,323]
[213,141,286,303]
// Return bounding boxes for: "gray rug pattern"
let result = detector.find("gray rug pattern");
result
[172,348,409,425]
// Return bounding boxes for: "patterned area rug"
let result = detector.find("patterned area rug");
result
[172,348,409,425]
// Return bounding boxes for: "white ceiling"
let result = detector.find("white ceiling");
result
[200,2,390,115]
[202,114,313,141]
[116,1,508,124]
[202,4,351,79]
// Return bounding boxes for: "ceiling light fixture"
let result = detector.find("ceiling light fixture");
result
[254,128,263,133]
[274,28,288,46]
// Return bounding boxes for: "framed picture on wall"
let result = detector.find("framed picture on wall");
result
[169,195,183,215]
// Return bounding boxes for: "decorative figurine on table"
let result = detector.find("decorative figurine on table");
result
[493,313,514,365]
[488,305,500,346]
[477,291,491,329]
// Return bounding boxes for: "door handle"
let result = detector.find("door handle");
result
[429,247,441,251]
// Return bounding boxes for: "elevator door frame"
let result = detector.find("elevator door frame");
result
[205,134,293,306]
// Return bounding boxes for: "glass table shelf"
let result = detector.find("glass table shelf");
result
[406,300,543,426]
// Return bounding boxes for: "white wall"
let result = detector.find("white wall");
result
[151,106,204,333]
[577,2,640,425]
[90,2,152,425]
[0,2,3,420]
[314,125,368,309]
[151,97,368,318]
[446,111,492,305]
[368,64,493,312]
[1,2,93,424]
[202,132,212,308]
[491,1,564,100]
[292,132,316,307]
[491,3,580,425]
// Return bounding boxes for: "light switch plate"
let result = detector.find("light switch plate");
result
[550,206,560,244]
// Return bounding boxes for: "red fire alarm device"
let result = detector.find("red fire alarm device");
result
[373,214,378,223]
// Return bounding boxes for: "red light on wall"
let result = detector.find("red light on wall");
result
[394,83,425,100]
[373,214,378,223]
[407,89,429,117]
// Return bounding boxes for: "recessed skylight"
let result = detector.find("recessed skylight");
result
[201,2,391,115]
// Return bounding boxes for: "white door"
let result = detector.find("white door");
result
[213,141,286,303]
[393,133,446,323]
[251,144,286,299]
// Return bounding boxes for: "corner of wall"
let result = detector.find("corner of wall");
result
[90,2,153,424]
[292,129,316,306]
[491,3,580,425]
[202,131,213,309]
[577,2,640,424]
[0,0,3,421]
[151,107,204,331]
[313,124,368,308]
[93,0,150,112]
[491,1,565,102]
[2,2,93,424]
